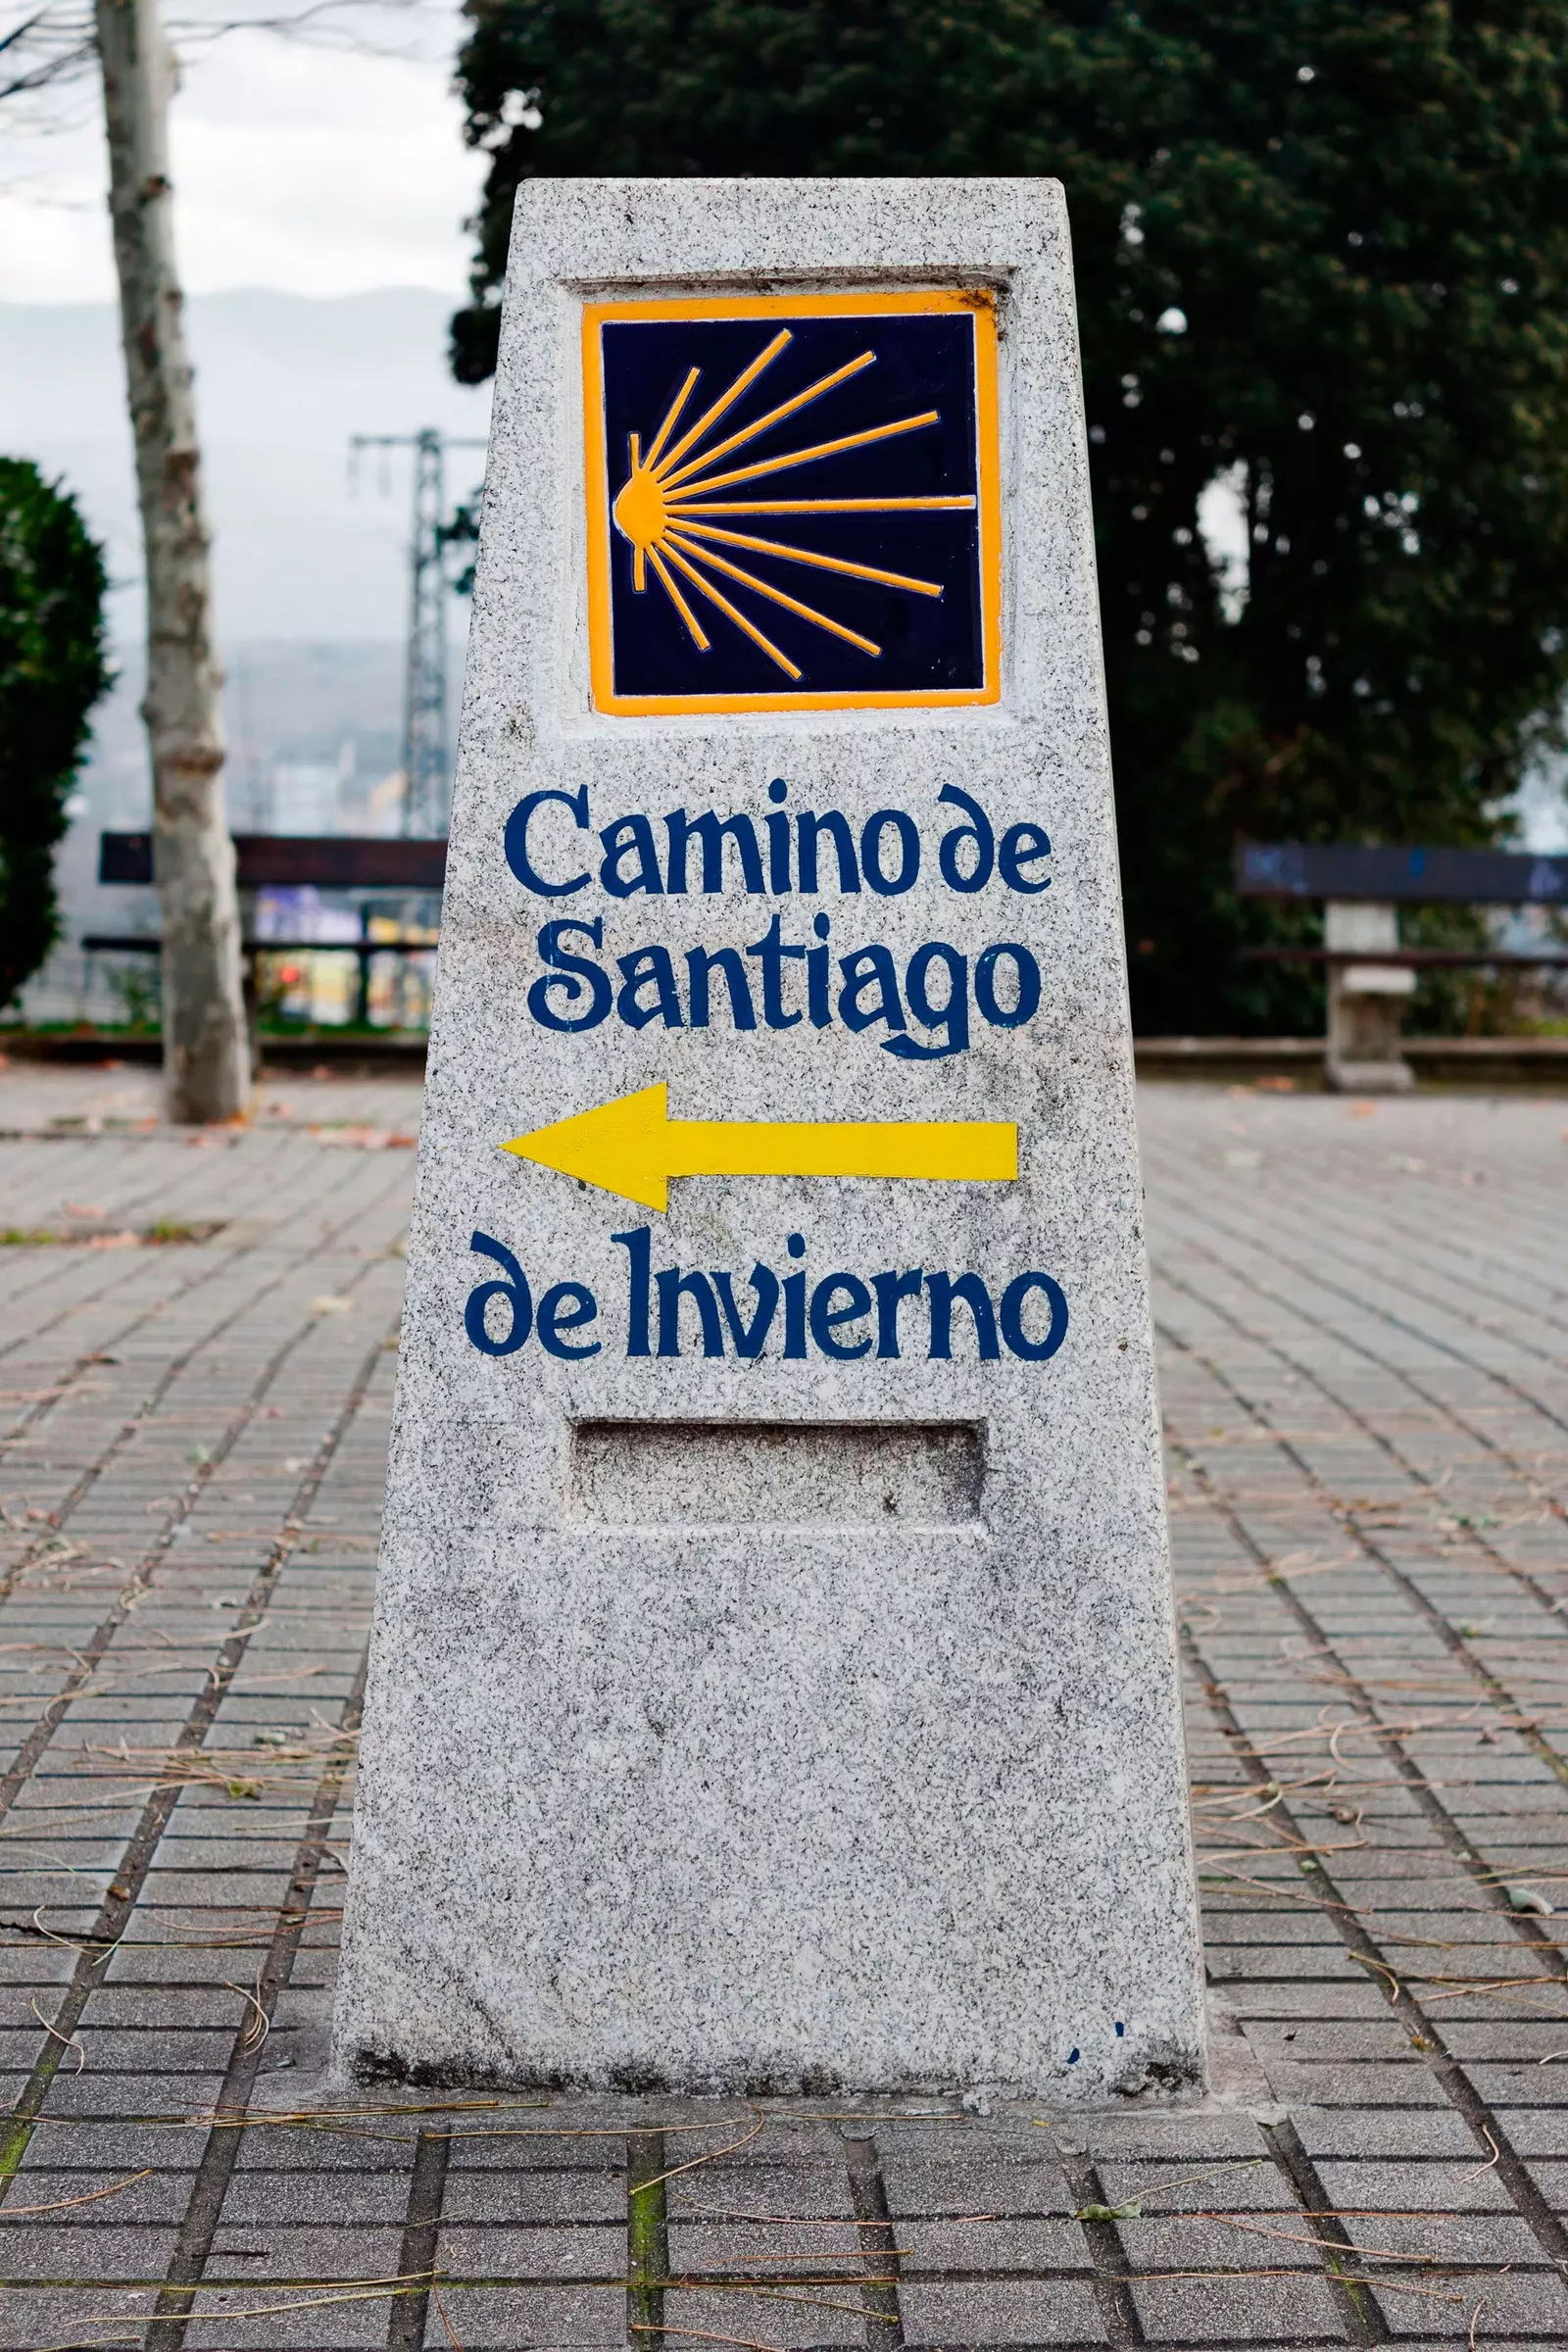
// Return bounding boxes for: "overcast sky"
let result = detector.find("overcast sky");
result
[1,1,486,304]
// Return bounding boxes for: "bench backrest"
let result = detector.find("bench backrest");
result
[1236,843,1568,906]
[100,834,449,890]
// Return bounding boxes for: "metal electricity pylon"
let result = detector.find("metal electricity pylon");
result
[350,429,486,837]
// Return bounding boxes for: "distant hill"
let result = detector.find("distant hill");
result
[0,287,491,642]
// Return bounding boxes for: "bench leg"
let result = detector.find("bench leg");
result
[1323,901,1415,1092]
[240,953,261,1082]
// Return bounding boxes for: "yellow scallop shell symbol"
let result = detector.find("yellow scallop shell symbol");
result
[611,329,977,680]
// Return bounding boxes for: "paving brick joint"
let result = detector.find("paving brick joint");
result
[0,1063,1564,2348]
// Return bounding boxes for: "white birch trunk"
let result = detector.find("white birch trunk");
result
[95,0,250,1122]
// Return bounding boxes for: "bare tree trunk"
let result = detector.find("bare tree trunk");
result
[95,0,249,1123]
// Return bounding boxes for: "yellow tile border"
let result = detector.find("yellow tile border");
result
[581,288,1002,716]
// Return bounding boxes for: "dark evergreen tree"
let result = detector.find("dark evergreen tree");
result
[450,2,1568,1031]
[0,459,110,1010]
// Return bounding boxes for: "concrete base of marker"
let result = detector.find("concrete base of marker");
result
[334,1494,1207,2098]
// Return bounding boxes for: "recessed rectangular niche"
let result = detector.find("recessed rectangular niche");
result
[567,1420,985,1528]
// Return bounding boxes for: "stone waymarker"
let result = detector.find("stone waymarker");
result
[333,179,1204,2099]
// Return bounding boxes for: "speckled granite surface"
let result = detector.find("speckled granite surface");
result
[331,180,1202,2097]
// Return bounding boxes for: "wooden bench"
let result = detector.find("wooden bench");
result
[93,833,449,1035]
[1236,844,1568,1091]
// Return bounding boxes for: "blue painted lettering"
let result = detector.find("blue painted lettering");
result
[505,787,590,897]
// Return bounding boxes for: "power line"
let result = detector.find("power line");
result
[349,428,486,837]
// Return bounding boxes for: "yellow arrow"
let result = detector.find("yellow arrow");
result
[502,1083,1017,1212]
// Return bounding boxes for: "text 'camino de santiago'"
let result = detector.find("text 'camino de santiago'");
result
[506,777,1051,1062]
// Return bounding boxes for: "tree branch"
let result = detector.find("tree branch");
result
[1,0,437,109]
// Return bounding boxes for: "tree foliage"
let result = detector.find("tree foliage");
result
[451,1,1568,1031]
[0,459,110,1010]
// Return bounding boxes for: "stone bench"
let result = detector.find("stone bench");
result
[1235,842,1568,1092]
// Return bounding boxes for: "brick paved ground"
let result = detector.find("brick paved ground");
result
[0,1066,1564,2351]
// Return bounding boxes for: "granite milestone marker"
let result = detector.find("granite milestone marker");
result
[332,178,1204,2099]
